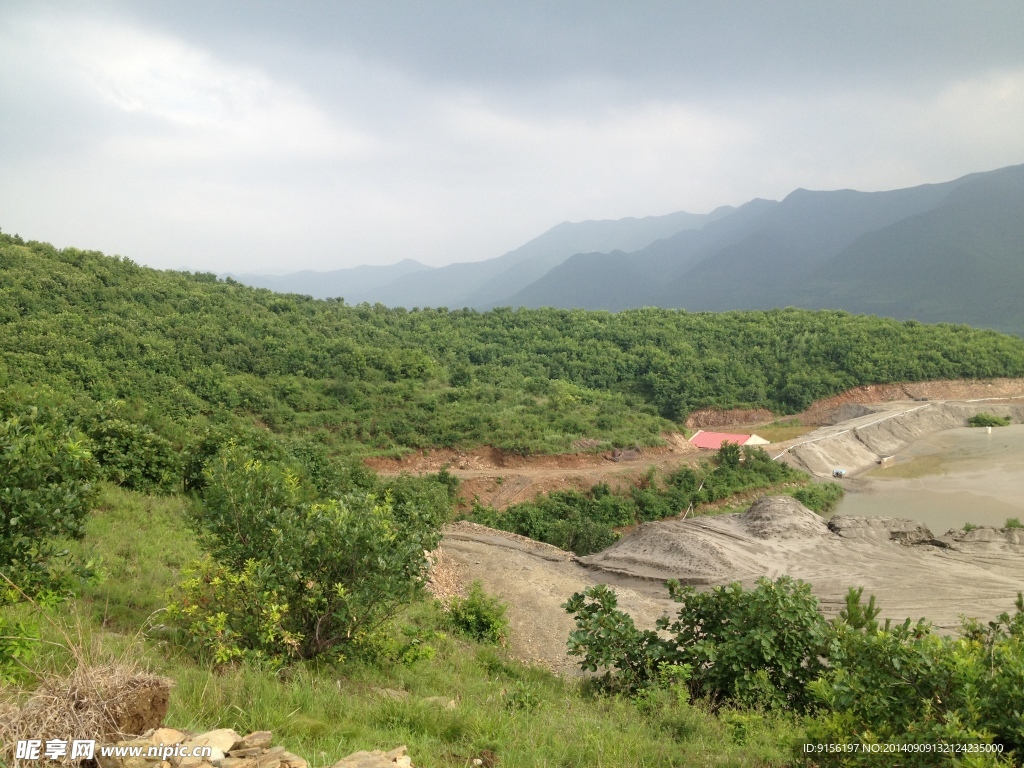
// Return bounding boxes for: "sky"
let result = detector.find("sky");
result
[1,1,1023,274]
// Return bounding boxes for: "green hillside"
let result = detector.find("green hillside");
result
[5,231,1024,465]
[6,231,1024,766]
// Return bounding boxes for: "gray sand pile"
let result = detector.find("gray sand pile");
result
[579,496,1024,632]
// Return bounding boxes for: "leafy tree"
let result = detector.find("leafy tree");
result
[170,443,446,662]
[0,389,99,600]
[6,236,1024,458]
[565,576,828,710]
[717,441,741,468]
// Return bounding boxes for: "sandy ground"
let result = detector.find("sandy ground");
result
[777,401,1024,478]
[438,499,1024,674]
[440,521,674,675]
[580,497,1024,633]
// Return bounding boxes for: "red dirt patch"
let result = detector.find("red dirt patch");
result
[686,408,773,429]
[365,378,1024,511]
[364,435,697,475]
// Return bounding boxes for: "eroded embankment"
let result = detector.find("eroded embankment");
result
[687,377,1024,428]
[578,496,1024,632]
[779,401,1024,477]
[439,521,673,674]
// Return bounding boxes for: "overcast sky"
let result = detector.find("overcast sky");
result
[1,1,1023,273]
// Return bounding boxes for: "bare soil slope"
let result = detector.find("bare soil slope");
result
[778,401,1024,478]
[440,521,674,674]
[579,497,1024,633]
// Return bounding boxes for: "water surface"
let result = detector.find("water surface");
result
[834,424,1024,532]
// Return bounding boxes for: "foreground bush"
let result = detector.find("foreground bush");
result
[168,444,446,663]
[565,576,828,709]
[565,579,1024,764]
[444,581,509,644]
[0,389,99,600]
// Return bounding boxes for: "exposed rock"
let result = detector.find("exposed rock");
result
[238,732,273,751]
[828,515,934,545]
[607,448,642,462]
[330,746,411,768]
[184,729,242,755]
[946,526,1024,545]
[153,729,187,746]
[826,404,875,425]
[91,729,409,768]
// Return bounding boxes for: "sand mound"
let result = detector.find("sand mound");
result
[737,496,831,540]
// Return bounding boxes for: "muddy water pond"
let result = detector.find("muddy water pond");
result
[834,424,1024,532]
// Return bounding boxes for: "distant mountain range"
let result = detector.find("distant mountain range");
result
[230,207,732,306]
[230,163,1024,334]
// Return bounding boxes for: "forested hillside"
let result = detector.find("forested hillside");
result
[4,231,1024,464]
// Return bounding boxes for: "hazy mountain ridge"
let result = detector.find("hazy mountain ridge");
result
[228,164,1023,334]
[509,164,1024,334]
[229,258,431,302]
[231,207,732,305]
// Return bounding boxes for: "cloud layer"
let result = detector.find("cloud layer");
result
[1,2,1022,272]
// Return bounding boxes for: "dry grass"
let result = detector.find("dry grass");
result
[0,588,172,765]
[1,663,172,764]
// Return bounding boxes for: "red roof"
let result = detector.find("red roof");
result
[689,431,753,450]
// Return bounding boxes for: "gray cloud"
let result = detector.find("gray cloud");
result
[1,1,1022,272]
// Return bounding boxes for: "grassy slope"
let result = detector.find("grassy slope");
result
[14,485,802,767]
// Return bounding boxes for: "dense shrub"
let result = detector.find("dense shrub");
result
[466,447,805,555]
[0,389,99,599]
[806,591,1024,763]
[790,481,844,514]
[7,237,1024,457]
[169,443,447,662]
[83,405,181,493]
[445,581,509,644]
[968,413,1011,427]
[566,579,1024,763]
[566,576,828,709]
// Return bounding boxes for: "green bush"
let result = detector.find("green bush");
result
[790,481,844,514]
[806,591,1024,763]
[566,579,1024,764]
[1005,517,1022,529]
[445,581,509,644]
[566,576,829,709]
[165,555,299,665]
[83,405,181,493]
[968,412,1011,427]
[0,389,99,599]
[465,450,804,555]
[169,443,445,662]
